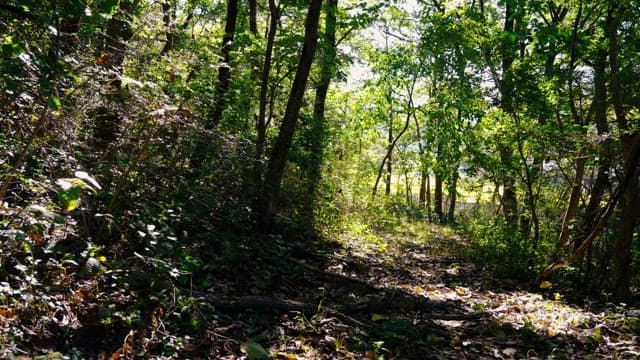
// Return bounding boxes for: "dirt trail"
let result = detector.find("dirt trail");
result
[219,223,640,359]
[3,222,638,359]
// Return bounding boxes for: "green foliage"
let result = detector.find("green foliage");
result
[459,213,532,279]
[1,0,640,356]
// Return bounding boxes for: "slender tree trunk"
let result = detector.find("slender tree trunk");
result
[254,0,323,227]
[255,0,279,174]
[426,174,431,220]
[305,0,337,219]
[419,170,427,206]
[249,0,258,35]
[556,157,587,253]
[414,112,427,207]
[385,107,393,197]
[405,170,411,205]
[434,174,443,223]
[447,172,458,223]
[251,0,279,206]
[499,1,518,228]
[500,147,518,226]
[209,0,239,128]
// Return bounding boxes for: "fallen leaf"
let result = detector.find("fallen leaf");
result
[276,353,297,360]
[539,281,553,289]
[108,348,122,360]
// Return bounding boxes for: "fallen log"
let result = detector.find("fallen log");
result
[210,295,486,324]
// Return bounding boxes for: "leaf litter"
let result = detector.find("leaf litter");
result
[1,220,639,359]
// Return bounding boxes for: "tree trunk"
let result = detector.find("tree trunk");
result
[91,0,137,148]
[447,171,458,223]
[500,146,518,226]
[254,0,279,181]
[254,0,323,227]
[249,0,258,35]
[499,1,518,228]
[404,170,412,206]
[385,107,393,197]
[426,174,431,220]
[419,170,427,207]
[575,48,611,250]
[160,1,176,55]
[414,112,427,207]
[607,3,640,301]
[614,173,640,301]
[372,110,411,197]
[208,0,239,128]
[434,166,443,223]
[304,0,338,219]
[556,157,587,253]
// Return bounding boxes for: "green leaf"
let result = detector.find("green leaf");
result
[56,176,99,211]
[48,96,62,110]
[1,37,23,57]
[58,187,81,211]
[97,0,119,14]
[243,342,270,360]
[58,186,82,211]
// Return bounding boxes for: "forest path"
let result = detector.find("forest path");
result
[309,222,640,359]
[7,220,638,359]
[201,220,639,359]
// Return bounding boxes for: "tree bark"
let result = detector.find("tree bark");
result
[499,0,519,228]
[255,0,279,176]
[305,0,338,218]
[249,0,258,35]
[426,173,432,219]
[386,104,393,197]
[434,164,443,223]
[447,171,458,223]
[208,0,239,128]
[607,3,639,301]
[254,0,323,227]
[575,48,611,250]
[556,157,587,253]
[413,112,428,207]
[536,130,640,284]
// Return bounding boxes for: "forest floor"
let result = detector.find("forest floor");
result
[2,220,639,359]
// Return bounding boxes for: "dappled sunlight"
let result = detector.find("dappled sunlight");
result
[333,221,640,358]
[2,0,639,357]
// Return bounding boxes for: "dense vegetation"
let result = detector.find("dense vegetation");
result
[1,0,639,358]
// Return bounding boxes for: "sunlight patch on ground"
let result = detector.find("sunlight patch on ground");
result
[337,221,640,358]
